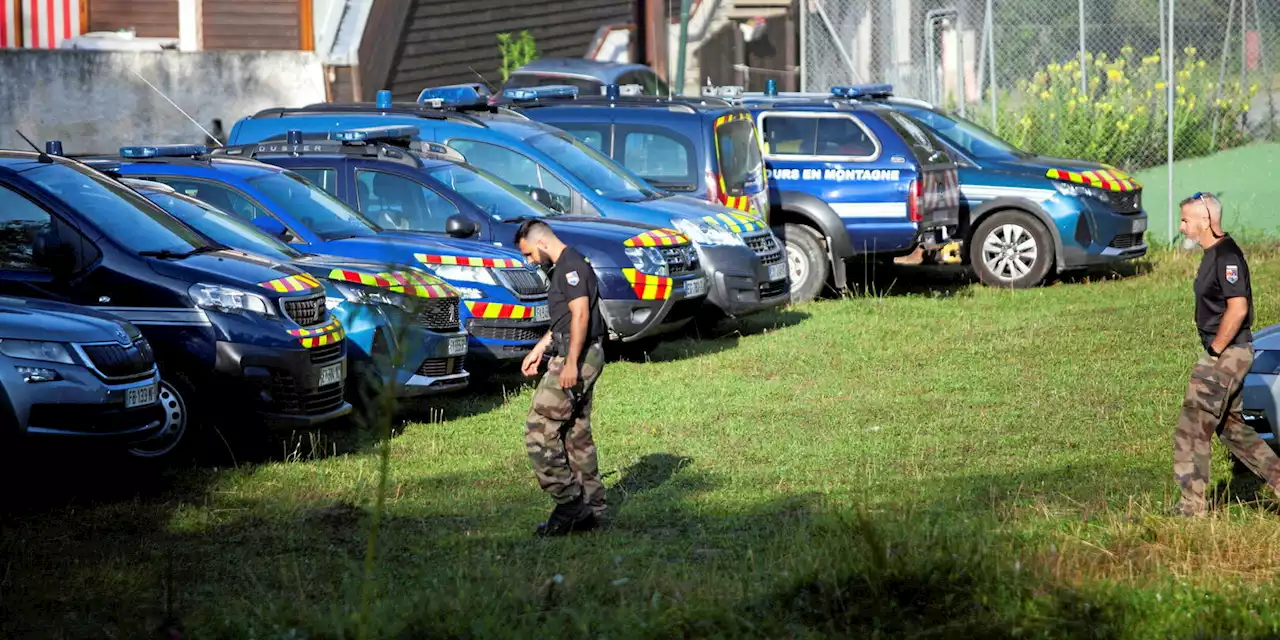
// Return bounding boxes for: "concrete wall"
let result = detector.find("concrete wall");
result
[0,50,326,154]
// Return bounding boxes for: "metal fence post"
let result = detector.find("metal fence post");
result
[1078,0,1087,96]
[1167,0,1176,244]
[987,0,996,127]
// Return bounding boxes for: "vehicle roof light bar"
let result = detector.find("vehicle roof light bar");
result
[830,84,895,99]
[118,144,211,159]
[327,125,421,143]
[501,85,580,103]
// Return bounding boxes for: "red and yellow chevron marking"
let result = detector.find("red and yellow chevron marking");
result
[622,268,673,301]
[623,228,690,247]
[287,317,345,348]
[257,273,322,293]
[1046,167,1142,192]
[712,111,767,214]
[414,254,525,269]
[702,211,766,234]
[463,301,538,320]
[720,194,755,212]
[326,269,458,299]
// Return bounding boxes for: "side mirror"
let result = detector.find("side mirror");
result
[445,214,480,238]
[528,187,557,210]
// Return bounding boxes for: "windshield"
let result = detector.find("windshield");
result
[715,119,765,195]
[425,163,552,220]
[143,191,302,262]
[525,132,662,202]
[246,171,380,240]
[892,105,1032,161]
[23,162,210,254]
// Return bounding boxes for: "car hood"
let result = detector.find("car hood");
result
[345,233,528,264]
[1253,323,1280,350]
[145,249,314,293]
[290,253,461,297]
[633,194,770,233]
[984,155,1133,181]
[0,296,139,343]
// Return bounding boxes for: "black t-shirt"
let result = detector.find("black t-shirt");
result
[1194,235,1253,350]
[547,246,606,348]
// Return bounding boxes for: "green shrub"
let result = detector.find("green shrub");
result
[497,31,539,82]
[966,46,1258,171]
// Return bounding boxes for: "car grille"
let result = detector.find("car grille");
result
[1110,232,1144,249]
[466,320,545,342]
[269,371,346,416]
[497,268,549,300]
[282,294,327,327]
[745,231,785,265]
[416,357,463,378]
[416,298,461,332]
[80,339,156,381]
[659,245,699,276]
[759,279,788,299]
[309,341,343,365]
[1111,191,1141,214]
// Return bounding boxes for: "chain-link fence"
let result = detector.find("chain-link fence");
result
[800,0,1280,240]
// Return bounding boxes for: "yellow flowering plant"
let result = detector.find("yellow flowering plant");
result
[961,46,1257,170]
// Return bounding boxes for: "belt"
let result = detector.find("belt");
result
[549,333,603,356]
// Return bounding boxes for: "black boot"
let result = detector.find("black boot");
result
[535,495,599,537]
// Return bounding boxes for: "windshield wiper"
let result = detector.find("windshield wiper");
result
[139,244,227,259]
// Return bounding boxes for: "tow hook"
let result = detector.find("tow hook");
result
[938,241,963,265]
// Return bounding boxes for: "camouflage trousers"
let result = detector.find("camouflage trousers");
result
[1174,343,1280,515]
[525,342,606,516]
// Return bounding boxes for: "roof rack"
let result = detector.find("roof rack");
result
[213,126,468,167]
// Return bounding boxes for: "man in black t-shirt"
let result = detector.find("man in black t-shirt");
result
[1173,192,1280,517]
[515,220,608,536]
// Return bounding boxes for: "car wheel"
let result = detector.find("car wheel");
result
[969,210,1054,288]
[780,223,828,304]
[128,379,189,459]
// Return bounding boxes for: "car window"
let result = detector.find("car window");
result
[877,110,957,167]
[355,170,459,233]
[563,127,606,152]
[290,168,340,197]
[247,171,380,240]
[148,178,272,223]
[815,117,878,158]
[761,116,817,156]
[619,128,696,189]
[448,140,575,213]
[0,184,54,271]
[143,191,301,261]
[426,163,553,220]
[890,104,1029,162]
[524,132,659,203]
[714,119,765,195]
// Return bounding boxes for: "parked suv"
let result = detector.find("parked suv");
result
[220,127,709,345]
[0,296,164,450]
[0,146,352,460]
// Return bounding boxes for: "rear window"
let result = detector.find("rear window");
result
[505,74,602,95]
[877,109,956,168]
[619,128,697,191]
[714,119,764,196]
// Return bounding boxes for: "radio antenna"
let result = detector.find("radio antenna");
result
[129,68,225,147]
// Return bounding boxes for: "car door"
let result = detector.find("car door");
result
[348,165,490,242]
[131,175,310,246]
[443,139,586,215]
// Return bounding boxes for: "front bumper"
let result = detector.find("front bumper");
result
[698,243,790,317]
[213,339,352,429]
[16,367,165,443]
[1060,202,1149,269]
[601,274,709,342]
[1242,371,1279,443]
[400,329,470,396]
[465,318,551,364]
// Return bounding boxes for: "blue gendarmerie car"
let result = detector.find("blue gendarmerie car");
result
[119,176,471,408]
[0,295,164,449]
[217,127,709,346]
[0,143,352,460]
[225,88,791,323]
[93,144,551,372]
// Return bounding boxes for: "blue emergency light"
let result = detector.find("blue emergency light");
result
[118,144,210,159]
[600,83,642,99]
[765,79,778,97]
[376,89,393,110]
[830,84,895,99]
[417,83,489,108]
[44,140,63,155]
[328,125,421,143]
[501,85,580,103]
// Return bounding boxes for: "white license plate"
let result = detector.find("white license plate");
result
[684,277,707,298]
[319,362,343,387]
[447,336,468,356]
[768,262,788,282]
[1132,217,1148,233]
[533,305,550,322]
[125,384,158,409]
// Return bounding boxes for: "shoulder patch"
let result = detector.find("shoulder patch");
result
[1226,264,1239,283]
[566,271,579,286]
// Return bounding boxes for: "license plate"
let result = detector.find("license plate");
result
[768,262,788,282]
[533,304,550,322]
[684,277,707,298]
[447,336,468,356]
[318,362,343,387]
[125,384,158,409]
[1132,217,1148,233]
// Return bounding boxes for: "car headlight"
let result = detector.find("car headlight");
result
[0,339,75,364]
[671,217,746,247]
[427,264,499,286]
[334,282,414,312]
[188,283,276,317]
[624,246,668,276]
[1051,180,1112,204]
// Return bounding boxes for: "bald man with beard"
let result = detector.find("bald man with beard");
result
[1172,192,1280,517]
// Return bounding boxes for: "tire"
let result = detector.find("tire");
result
[127,379,191,460]
[779,223,828,304]
[968,210,1055,288]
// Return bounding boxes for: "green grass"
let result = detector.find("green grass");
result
[10,248,1280,638]
[1135,142,1280,244]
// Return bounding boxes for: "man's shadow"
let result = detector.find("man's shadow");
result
[1212,453,1280,513]
[602,453,694,518]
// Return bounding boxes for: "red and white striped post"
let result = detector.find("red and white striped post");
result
[0,0,18,48]
[17,0,82,48]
